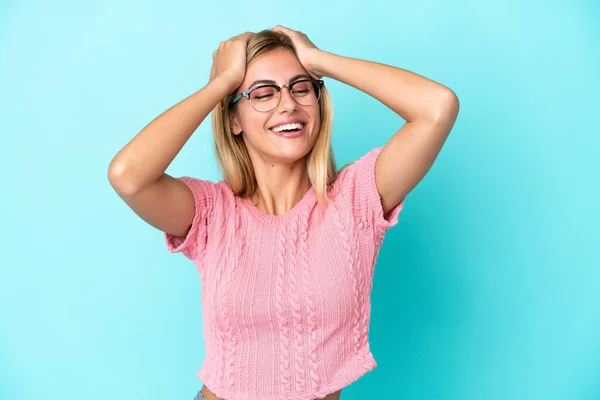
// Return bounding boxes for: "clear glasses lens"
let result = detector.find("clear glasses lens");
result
[249,80,321,112]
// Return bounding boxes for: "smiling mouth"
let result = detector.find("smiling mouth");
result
[269,123,306,138]
[269,122,306,133]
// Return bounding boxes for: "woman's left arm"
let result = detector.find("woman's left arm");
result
[310,50,459,216]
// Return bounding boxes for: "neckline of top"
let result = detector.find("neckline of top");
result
[239,186,317,224]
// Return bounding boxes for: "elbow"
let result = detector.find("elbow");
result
[429,89,459,126]
[440,89,460,119]
[107,160,140,196]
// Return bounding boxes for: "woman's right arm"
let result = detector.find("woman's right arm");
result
[107,75,232,238]
[108,32,252,239]
[108,32,252,238]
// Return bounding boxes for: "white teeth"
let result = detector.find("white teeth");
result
[271,122,304,133]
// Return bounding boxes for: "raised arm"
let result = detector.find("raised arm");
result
[107,32,252,237]
[309,51,459,217]
[271,25,460,217]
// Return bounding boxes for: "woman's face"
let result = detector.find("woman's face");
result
[229,47,321,165]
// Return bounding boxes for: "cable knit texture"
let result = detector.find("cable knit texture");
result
[165,147,405,400]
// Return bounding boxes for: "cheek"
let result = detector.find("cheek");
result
[239,110,269,134]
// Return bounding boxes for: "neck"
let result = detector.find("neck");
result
[250,156,311,216]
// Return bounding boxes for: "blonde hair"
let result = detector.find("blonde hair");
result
[211,29,343,219]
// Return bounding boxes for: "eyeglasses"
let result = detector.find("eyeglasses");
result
[229,79,324,112]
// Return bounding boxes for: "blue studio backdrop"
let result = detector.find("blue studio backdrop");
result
[1,1,599,399]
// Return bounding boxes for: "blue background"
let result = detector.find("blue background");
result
[1,0,599,399]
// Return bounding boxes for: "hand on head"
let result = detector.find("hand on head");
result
[209,27,324,94]
[270,25,323,79]
[209,31,254,93]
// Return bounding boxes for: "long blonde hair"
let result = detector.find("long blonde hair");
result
[211,30,343,219]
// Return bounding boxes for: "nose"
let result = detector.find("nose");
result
[276,86,298,113]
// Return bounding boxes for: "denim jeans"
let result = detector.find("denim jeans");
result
[193,391,207,400]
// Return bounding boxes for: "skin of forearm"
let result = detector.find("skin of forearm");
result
[108,75,232,194]
[310,51,455,123]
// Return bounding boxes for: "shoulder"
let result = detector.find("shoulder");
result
[327,147,404,236]
[177,177,233,195]
[176,177,236,212]
[331,147,383,192]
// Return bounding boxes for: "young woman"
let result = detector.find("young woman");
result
[108,26,459,400]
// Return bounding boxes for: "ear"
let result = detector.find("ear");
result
[229,112,243,136]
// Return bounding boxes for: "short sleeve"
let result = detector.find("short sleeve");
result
[164,176,217,262]
[335,147,405,238]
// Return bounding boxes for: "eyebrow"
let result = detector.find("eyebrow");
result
[247,74,312,90]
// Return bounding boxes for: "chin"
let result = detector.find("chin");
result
[269,145,312,163]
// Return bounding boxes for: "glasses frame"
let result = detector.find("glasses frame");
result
[229,78,325,112]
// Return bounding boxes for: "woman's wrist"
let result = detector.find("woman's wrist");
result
[209,73,240,98]
[306,50,335,79]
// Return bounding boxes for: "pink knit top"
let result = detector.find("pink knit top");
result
[164,147,405,400]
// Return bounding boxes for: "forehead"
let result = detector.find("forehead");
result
[243,48,307,85]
